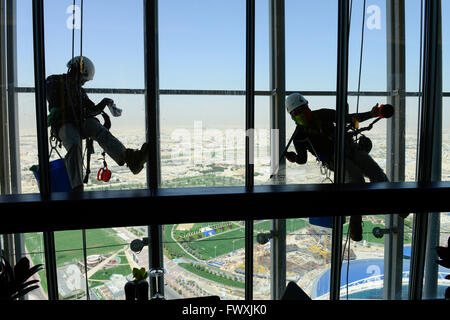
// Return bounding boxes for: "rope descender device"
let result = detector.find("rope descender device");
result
[97,152,111,182]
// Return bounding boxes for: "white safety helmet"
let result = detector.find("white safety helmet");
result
[67,56,95,81]
[286,93,308,114]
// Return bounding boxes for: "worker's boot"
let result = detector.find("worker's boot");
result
[349,215,363,242]
[124,143,149,175]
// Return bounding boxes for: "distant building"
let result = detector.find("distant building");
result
[200,226,216,237]
[104,274,129,300]
[87,255,102,266]
[57,264,86,299]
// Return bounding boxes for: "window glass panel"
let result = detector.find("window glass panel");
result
[159,0,245,91]
[283,1,337,186]
[341,0,423,300]
[282,219,332,300]
[254,97,271,185]
[163,222,245,300]
[159,0,246,189]
[42,0,146,193]
[285,1,337,92]
[160,95,245,188]
[13,1,36,194]
[18,93,39,193]
[22,232,48,299]
[0,234,46,300]
[54,227,141,300]
[255,0,270,92]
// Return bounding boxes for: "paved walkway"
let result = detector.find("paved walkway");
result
[87,248,126,278]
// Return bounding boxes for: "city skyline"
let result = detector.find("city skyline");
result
[17,125,450,195]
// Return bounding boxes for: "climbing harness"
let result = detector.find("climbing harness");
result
[304,136,333,184]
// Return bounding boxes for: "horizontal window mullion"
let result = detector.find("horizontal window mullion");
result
[1,182,449,234]
[15,87,450,97]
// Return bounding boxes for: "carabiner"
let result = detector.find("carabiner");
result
[97,166,111,182]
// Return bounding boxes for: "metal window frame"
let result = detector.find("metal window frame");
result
[15,87,450,97]
[7,0,449,303]
[269,0,287,300]
[143,0,164,299]
[384,0,406,300]
[0,0,10,196]
[31,0,58,301]
[409,0,442,301]
[6,0,20,195]
[422,0,442,299]
[329,0,349,301]
[244,0,256,300]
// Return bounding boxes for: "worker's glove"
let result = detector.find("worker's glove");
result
[371,103,380,118]
[108,103,122,117]
[101,98,114,107]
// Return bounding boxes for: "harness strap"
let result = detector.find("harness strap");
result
[83,112,111,183]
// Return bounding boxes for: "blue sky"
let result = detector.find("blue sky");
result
[15,0,449,130]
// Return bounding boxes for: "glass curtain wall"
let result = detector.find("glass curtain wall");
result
[419,0,449,301]
[159,0,246,188]
[276,0,338,300]
[42,0,148,300]
[2,0,449,302]
[163,221,246,300]
[43,0,147,193]
[338,0,424,300]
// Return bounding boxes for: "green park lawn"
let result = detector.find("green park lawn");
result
[179,263,244,289]
[165,219,308,261]
[24,228,127,297]
[24,228,127,267]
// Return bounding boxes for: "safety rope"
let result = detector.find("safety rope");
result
[355,0,367,116]
[71,0,75,61]
[80,0,84,58]
[70,0,90,300]
[301,136,333,184]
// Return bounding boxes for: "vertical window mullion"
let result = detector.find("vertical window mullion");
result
[269,0,286,301]
[32,0,49,196]
[384,0,406,300]
[409,0,442,301]
[144,0,163,299]
[244,220,253,300]
[0,0,11,195]
[144,0,160,191]
[32,0,58,300]
[244,0,255,300]
[6,0,21,195]
[82,229,90,300]
[330,0,350,301]
[245,0,255,190]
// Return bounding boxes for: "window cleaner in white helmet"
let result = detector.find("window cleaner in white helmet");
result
[283,93,402,242]
[46,56,149,192]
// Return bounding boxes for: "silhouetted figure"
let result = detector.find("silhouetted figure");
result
[284,93,397,241]
[46,56,148,192]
